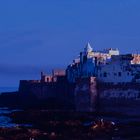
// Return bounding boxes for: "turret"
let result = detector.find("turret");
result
[84,42,93,54]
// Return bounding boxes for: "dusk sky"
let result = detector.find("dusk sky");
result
[0,0,140,88]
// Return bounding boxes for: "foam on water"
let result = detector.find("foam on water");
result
[0,108,32,128]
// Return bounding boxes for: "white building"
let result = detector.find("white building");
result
[97,55,134,83]
[66,43,140,84]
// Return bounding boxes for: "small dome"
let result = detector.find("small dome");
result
[84,42,93,53]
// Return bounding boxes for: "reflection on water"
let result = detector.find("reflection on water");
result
[0,107,32,128]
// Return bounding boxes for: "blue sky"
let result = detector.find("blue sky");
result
[0,0,140,87]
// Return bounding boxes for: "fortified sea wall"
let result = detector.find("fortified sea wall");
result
[98,83,140,116]
[75,77,140,115]
[18,76,75,108]
[74,77,98,112]
[18,75,140,115]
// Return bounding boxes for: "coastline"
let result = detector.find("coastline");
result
[0,109,139,140]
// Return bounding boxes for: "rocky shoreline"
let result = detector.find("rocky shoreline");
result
[0,110,138,140]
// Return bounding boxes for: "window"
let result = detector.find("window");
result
[103,72,107,77]
[118,72,121,77]
[114,73,117,76]
[47,78,49,82]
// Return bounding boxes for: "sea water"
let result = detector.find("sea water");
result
[0,107,32,128]
[0,87,18,93]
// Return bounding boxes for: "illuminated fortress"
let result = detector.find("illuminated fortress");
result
[19,43,140,114]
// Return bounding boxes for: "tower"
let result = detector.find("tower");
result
[84,42,93,54]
